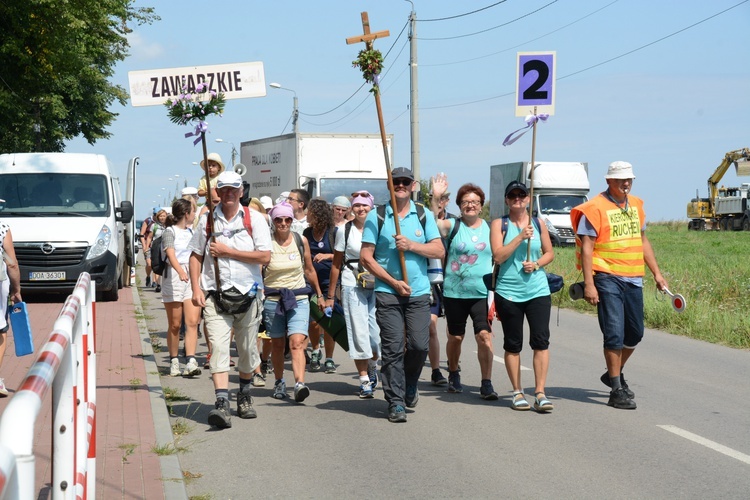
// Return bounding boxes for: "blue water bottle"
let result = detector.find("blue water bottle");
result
[248,282,258,298]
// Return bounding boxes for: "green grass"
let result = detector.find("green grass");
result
[546,221,750,348]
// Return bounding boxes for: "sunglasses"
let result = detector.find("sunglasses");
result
[392,178,413,187]
[506,192,527,199]
[351,191,371,198]
[274,217,293,225]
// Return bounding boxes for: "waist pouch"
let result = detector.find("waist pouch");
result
[210,286,255,315]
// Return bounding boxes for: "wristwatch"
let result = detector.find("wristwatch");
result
[533,261,540,271]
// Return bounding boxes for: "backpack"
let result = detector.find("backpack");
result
[375,202,428,239]
[150,232,166,276]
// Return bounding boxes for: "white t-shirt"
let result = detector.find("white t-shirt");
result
[334,222,363,288]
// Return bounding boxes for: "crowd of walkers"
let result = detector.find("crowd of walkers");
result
[138,153,667,429]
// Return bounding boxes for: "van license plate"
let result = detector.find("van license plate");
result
[30,271,66,281]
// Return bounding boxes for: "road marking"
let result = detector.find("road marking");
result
[658,425,750,465]
[475,351,532,371]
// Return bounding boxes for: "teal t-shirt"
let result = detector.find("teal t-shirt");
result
[362,201,441,297]
[496,222,550,302]
[444,219,492,299]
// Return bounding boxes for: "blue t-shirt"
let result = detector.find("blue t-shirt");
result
[496,222,549,302]
[362,201,441,297]
[444,219,492,299]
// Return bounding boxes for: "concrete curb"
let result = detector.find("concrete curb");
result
[130,282,188,499]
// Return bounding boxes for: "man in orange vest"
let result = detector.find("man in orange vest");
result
[570,161,667,410]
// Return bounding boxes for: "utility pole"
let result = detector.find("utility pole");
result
[407,4,420,200]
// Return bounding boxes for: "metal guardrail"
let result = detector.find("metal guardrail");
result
[0,273,96,499]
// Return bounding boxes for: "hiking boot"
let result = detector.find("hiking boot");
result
[169,358,181,377]
[0,378,8,397]
[479,380,499,401]
[447,371,463,393]
[388,405,407,423]
[251,372,266,387]
[607,387,637,410]
[431,369,448,386]
[145,276,151,288]
[272,379,287,399]
[182,358,201,377]
[600,371,635,398]
[237,390,257,419]
[324,359,336,374]
[405,385,419,408]
[207,397,232,429]
[359,382,374,399]
[155,284,161,293]
[309,350,321,372]
[368,363,379,390]
[294,382,310,403]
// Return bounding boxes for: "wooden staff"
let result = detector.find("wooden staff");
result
[346,12,408,281]
[527,106,538,262]
[199,134,221,288]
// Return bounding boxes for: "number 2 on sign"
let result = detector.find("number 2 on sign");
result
[515,51,555,117]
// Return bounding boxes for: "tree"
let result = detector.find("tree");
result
[0,1,158,153]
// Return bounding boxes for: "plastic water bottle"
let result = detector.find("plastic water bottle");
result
[428,258,444,284]
[248,282,259,298]
[324,306,333,318]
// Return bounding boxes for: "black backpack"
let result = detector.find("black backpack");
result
[150,233,166,276]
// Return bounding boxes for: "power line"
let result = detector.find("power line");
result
[418,1,508,22]
[422,0,748,111]
[417,1,558,41]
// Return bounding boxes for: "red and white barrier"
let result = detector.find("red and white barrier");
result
[0,273,96,499]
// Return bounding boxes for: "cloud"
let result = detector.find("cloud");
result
[127,31,164,60]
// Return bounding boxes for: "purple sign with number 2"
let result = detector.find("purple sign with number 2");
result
[518,54,554,107]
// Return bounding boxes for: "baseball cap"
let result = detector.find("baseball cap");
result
[260,196,273,210]
[505,180,529,197]
[605,161,636,179]
[391,167,415,181]
[216,171,243,189]
[181,186,198,196]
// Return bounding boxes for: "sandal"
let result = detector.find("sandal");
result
[534,392,554,412]
[511,392,530,411]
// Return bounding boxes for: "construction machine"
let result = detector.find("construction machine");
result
[687,148,750,231]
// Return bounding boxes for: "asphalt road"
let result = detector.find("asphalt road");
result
[136,268,750,499]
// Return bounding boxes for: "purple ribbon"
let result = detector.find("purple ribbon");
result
[184,121,208,145]
[502,113,549,146]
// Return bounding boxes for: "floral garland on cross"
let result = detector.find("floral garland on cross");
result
[352,48,384,94]
[165,81,226,144]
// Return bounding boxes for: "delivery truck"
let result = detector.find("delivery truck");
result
[0,153,136,301]
[239,133,392,205]
[490,161,589,245]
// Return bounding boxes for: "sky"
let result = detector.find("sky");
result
[67,0,750,221]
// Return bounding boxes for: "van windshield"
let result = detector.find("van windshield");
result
[0,173,109,216]
[318,178,390,206]
[538,194,587,215]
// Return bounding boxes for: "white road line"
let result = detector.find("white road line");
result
[658,425,750,465]
[475,351,532,371]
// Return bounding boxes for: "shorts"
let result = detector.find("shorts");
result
[495,294,551,353]
[594,273,644,350]
[160,264,193,303]
[443,296,490,336]
[263,297,311,339]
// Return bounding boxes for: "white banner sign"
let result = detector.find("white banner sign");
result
[128,61,266,107]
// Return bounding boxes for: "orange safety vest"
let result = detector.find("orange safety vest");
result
[570,193,646,277]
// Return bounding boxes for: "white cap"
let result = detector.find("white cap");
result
[260,196,273,210]
[276,191,290,204]
[605,161,636,179]
[181,186,198,196]
[216,171,243,189]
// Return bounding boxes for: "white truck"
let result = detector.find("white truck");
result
[490,161,589,246]
[239,133,392,205]
[0,153,136,301]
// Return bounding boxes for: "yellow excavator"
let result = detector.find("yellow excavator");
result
[687,148,750,231]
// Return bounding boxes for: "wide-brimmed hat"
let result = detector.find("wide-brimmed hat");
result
[505,180,529,197]
[605,161,636,179]
[200,152,226,174]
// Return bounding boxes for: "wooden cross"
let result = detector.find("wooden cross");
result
[345,12,390,49]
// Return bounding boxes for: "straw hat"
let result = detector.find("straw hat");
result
[199,152,226,174]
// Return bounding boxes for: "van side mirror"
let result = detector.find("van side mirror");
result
[116,200,134,223]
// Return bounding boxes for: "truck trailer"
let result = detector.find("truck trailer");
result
[490,161,589,246]
[239,133,392,205]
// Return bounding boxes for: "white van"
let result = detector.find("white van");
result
[0,153,136,301]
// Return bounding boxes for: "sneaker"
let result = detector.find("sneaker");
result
[431,369,448,386]
[251,372,266,387]
[294,383,310,403]
[207,397,232,429]
[534,392,554,412]
[169,358,181,377]
[359,381,374,399]
[480,380,499,401]
[182,358,201,377]
[260,360,270,375]
[272,379,287,399]
[388,404,407,423]
[368,363,378,390]
[309,351,321,372]
[600,371,635,398]
[447,371,463,393]
[237,390,257,419]
[0,378,8,398]
[324,359,336,374]
[203,353,212,370]
[405,385,419,408]
[145,276,151,287]
[155,284,161,293]
[607,387,637,410]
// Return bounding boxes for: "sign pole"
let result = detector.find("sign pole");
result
[527,106,538,262]
[199,134,221,286]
